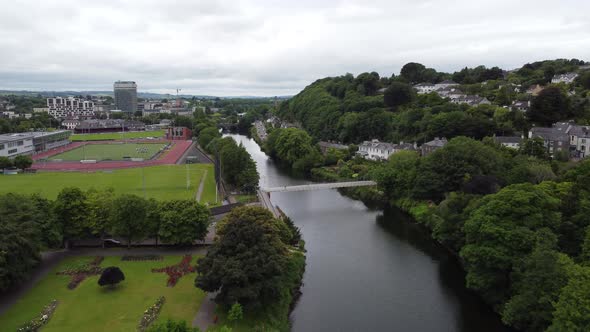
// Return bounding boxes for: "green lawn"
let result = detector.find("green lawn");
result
[0,164,218,203]
[48,143,166,161]
[0,255,205,332]
[70,130,165,141]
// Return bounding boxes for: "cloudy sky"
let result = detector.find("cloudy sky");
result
[1,0,589,96]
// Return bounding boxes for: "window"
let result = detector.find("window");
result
[17,140,23,146]
[8,149,17,154]
[0,144,4,150]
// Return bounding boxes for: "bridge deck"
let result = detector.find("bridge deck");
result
[261,180,377,193]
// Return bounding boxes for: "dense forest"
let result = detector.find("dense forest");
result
[276,59,589,144]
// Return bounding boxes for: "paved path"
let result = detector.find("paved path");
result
[0,247,207,317]
[193,292,218,331]
[196,169,207,202]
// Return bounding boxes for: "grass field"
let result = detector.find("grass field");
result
[0,164,217,203]
[70,130,165,141]
[48,143,166,161]
[0,255,205,332]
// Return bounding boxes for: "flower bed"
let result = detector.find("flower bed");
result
[151,255,195,287]
[56,256,104,289]
[122,255,163,261]
[137,296,165,332]
[17,299,59,332]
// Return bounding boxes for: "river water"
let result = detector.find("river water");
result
[227,134,511,332]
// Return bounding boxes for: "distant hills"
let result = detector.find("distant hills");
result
[0,90,291,100]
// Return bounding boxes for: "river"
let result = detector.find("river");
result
[227,134,511,332]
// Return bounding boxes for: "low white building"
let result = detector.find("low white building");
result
[414,83,437,94]
[62,119,81,130]
[494,136,522,149]
[357,140,395,161]
[0,133,35,157]
[551,73,578,84]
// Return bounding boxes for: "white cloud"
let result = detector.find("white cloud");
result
[0,0,588,96]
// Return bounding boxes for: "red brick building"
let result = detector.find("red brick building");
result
[166,127,192,140]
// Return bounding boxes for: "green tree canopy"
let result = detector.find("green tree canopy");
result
[384,82,415,108]
[158,200,210,246]
[195,206,288,307]
[110,194,148,248]
[460,183,562,305]
[528,86,570,126]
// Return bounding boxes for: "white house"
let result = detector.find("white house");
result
[414,83,436,94]
[357,140,395,161]
[494,136,522,149]
[551,73,578,84]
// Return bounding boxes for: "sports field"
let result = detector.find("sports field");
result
[0,255,205,332]
[70,130,165,141]
[0,164,217,203]
[48,143,166,161]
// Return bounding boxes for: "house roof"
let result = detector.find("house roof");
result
[553,73,578,80]
[494,136,522,144]
[530,127,569,141]
[414,83,435,87]
[423,137,448,147]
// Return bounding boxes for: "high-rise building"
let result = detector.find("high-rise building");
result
[114,81,138,113]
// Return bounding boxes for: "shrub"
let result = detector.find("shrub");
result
[98,266,125,287]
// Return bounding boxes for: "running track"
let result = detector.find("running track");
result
[32,140,193,171]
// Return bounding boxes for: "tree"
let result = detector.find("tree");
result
[528,87,570,126]
[519,138,549,159]
[98,266,125,287]
[111,194,148,248]
[147,320,200,332]
[400,62,426,83]
[413,137,508,201]
[195,206,288,307]
[371,150,419,199]
[0,194,42,291]
[158,200,210,246]
[227,302,243,324]
[54,187,88,248]
[0,156,13,169]
[432,192,480,252]
[547,264,590,332]
[384,82,415,108]
[576,71,590,89]
[460,183,562,306]
[502,231,574,332]
[86,188,114,247]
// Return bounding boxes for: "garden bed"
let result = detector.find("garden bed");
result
[137,296,166,332]
[56,256,104,289]
[17,299,58,332]
[151,255,196,287]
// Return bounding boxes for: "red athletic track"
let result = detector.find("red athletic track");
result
[31,140,192,171]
